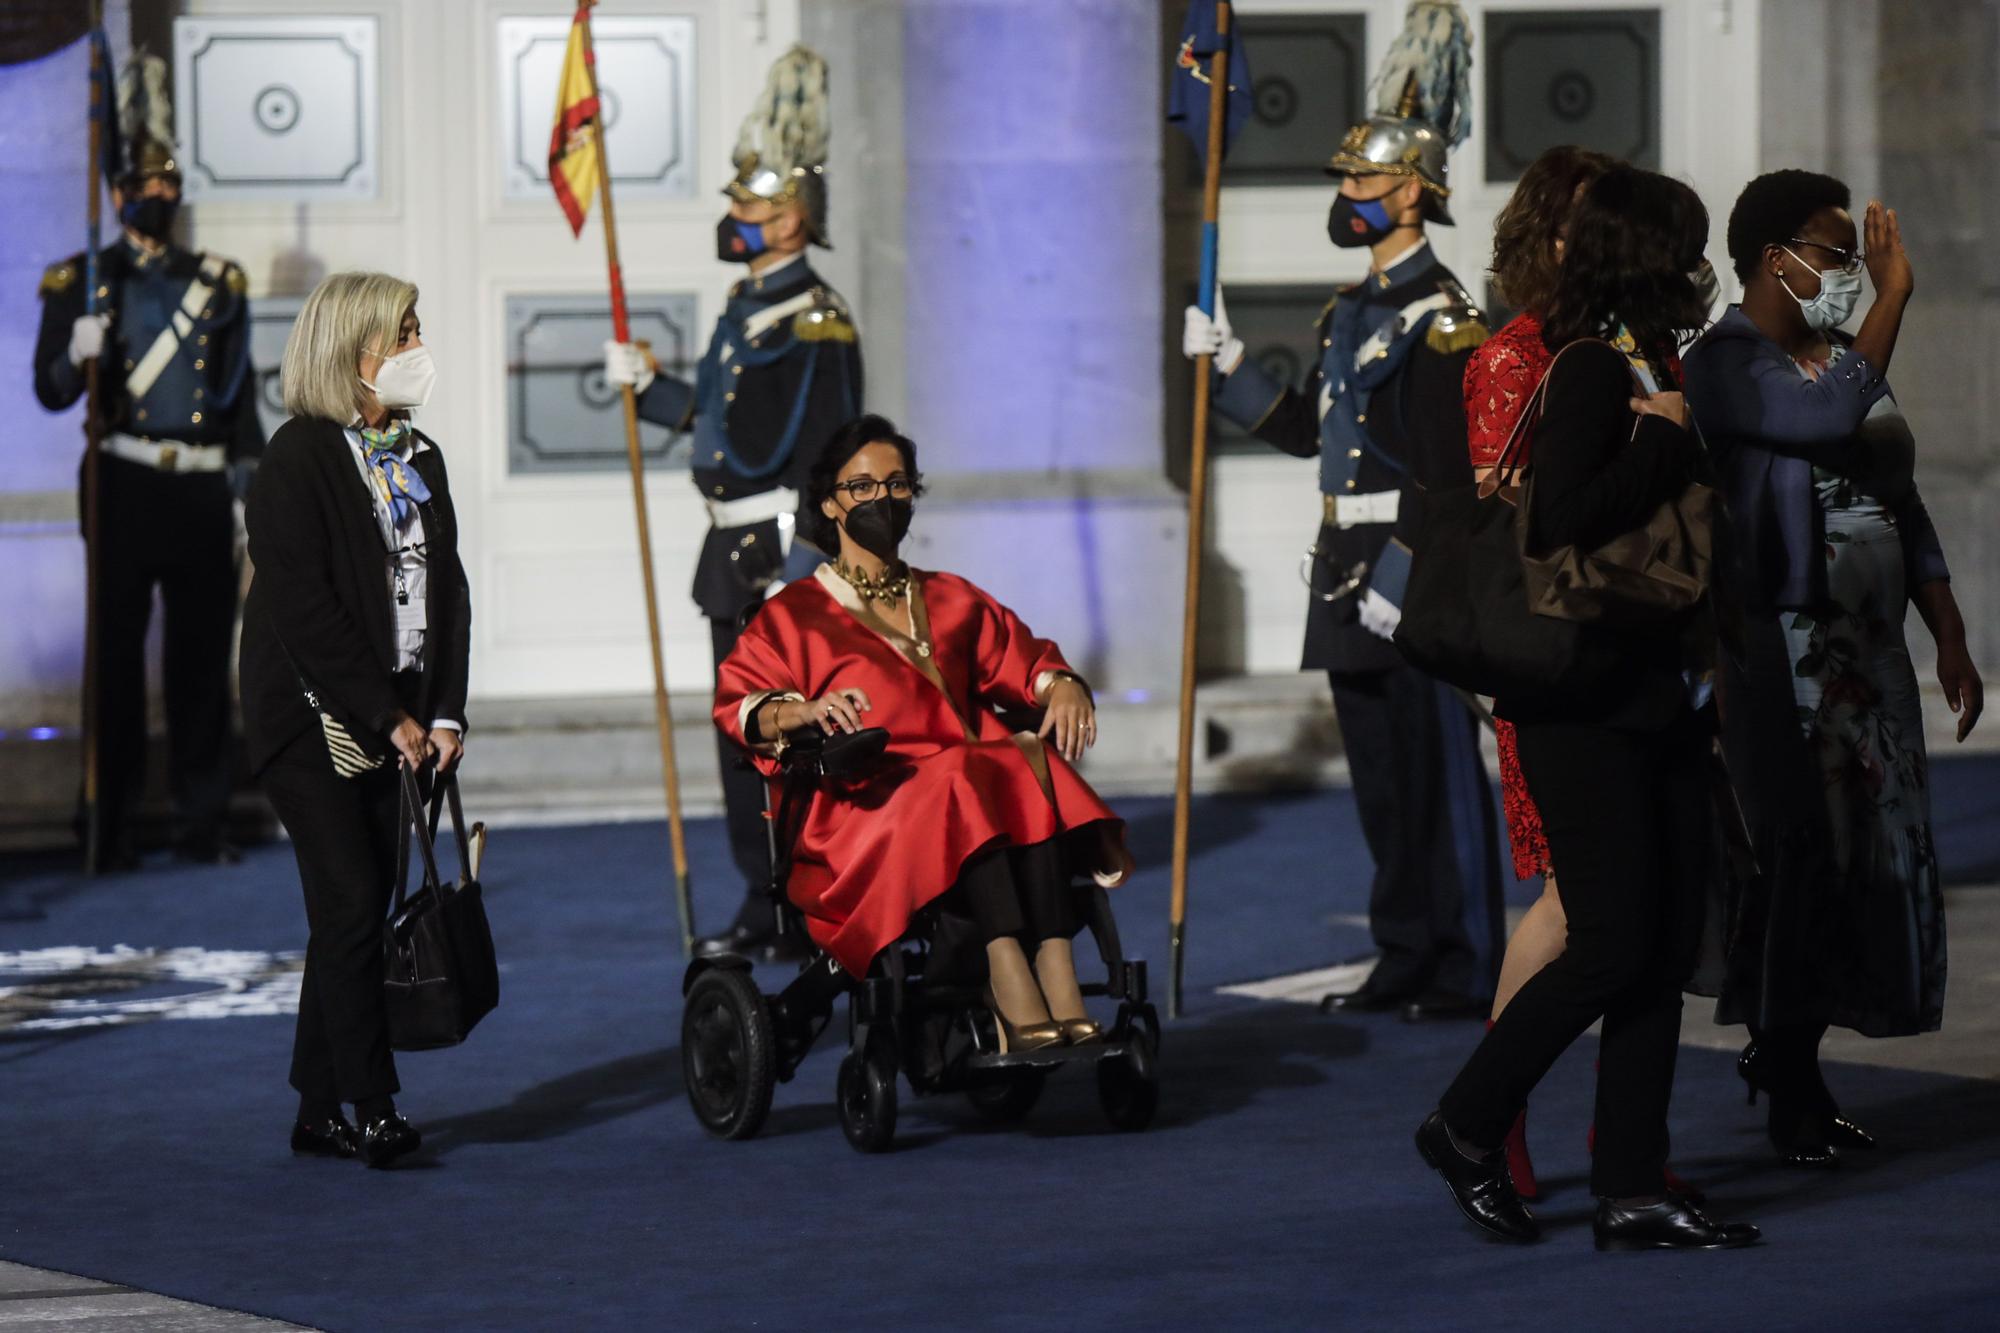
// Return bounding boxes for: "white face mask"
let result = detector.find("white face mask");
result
[362,345,437,410]
[1779,247,1863,332]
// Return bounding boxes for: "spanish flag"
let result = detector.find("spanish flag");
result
[548,6,601,236]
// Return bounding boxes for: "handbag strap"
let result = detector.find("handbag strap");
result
[1483,338,1635,493]
[426,774,474,883]
[392,767,446,918]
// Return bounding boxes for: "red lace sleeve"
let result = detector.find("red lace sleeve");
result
[1462,313,1551,467]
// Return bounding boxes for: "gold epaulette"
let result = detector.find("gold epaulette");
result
[794,288,857,343]
[1426,277,1489,353]
[225,263,249,296]
[40,261,78,298]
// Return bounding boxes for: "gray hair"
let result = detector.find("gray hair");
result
[280,271,418,424]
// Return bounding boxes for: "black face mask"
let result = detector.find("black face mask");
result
[120,195,180,242]
[841,496,913,560]
[1326,193,1396,249]
[716,213,768,264]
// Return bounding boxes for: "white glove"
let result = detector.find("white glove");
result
[1181,287,1245,374]
[68,313,110,368]
[601,339,656,395]
[1358,587,1402,640]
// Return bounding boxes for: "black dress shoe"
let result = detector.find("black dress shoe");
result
[360,1113,422,1169]
[1415,1112,1540,1243]
[1593,1197,1761,1252]
[1400,991,1487,1023]
[695,921,808,964]
[1319,986,1410,1015]
[290,1116,360,1159]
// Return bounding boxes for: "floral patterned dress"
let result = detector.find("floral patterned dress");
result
[1772,351,1945,1034]
[1463,312,1553,881]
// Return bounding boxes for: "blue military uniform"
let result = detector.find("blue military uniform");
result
[632,252,862,902]
[1213,240,1505,1006]
[34,239,266,860]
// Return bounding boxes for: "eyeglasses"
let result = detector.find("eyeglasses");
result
[1785,238,1865,274]
[831,474,923,504]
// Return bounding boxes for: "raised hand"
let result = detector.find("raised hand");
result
[1863,201,1913,302]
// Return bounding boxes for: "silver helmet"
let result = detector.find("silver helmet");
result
[1324,2,1473,227]
[723,45,832,248]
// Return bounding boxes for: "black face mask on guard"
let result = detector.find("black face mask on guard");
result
[120,195,180,242]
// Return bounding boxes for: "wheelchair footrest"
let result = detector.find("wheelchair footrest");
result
[961,1038,1141,1074]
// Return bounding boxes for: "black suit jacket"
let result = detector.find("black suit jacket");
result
[240,416,471,773]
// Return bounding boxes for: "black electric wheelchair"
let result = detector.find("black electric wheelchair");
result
[679,725,1160,1152]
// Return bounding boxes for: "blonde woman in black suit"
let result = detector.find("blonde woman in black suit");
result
[240,272,470,1168]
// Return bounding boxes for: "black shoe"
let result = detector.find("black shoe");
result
[291,1115,360,1159]
[1592,1197,1761,1252]
[1319,985,1410,1015]
[176,836,242,866]
[1414,1111,1540,1243]
[360,1112,422,1169]
[1826,1115,1876,1151]
[696,920,777,960]
[1400,991,1487,1023]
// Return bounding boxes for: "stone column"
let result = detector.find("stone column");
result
[893,0,1185,693]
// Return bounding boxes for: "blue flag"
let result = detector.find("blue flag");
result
[1166,2,1252,160]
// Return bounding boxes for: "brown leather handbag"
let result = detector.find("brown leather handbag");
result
[1513,340,1715,625]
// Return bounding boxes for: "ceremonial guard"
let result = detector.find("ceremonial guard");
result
[604,45,862,958]
[1183,3,1502,1018]
[33,54,264,869]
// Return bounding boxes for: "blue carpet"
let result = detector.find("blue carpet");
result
[3,760,1999,1330]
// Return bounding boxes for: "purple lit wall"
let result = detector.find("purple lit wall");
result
[0,11,129,728]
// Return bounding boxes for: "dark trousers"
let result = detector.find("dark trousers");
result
[1439,708,1711,1196]
[955,840,1079,944]
[710,618,779,925]
[260,702,422,1106]
[88,458,237,852]
[1330,662,1503,1000]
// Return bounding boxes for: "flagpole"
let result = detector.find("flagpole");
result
[576,0,696,955]
[80,5,107,877]
[1168,0,1234,1021]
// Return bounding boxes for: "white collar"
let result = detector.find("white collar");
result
[1372,236,1431,281]
[747,251,807,289]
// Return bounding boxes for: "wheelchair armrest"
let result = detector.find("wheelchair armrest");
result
[780,725,891,780]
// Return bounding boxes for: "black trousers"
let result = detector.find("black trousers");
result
[1438,707,1711,1197]
[1330,662,1502,1000]
[88,458,237,852]
[260,685,425,1105]
[955,840,1080,944]
[710,617,782,924]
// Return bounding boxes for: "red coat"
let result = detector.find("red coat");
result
[714,566,1127,975]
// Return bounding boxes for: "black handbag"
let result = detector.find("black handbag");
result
[383,769,499,1051]
[1393,345,1609,700]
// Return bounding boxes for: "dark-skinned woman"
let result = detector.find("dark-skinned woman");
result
[1415,167,1759,1253]
[713,415,1133,1048]
[1684,171,1981,1165]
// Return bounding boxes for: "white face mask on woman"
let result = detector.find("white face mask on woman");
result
[362,345,438,410]
[1779,247,1863,331]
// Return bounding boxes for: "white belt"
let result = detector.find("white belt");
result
[705,487,798,529]
[1330,490,1400,529]
[102,432,228,474]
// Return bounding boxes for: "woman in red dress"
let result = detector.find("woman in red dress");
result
[714,415,1132,1051]
[1465,146,1611,1197]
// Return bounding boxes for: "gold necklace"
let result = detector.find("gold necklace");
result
[834,559,910,605]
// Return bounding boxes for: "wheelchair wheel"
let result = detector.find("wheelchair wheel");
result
[1097,1007,1160,1132]
[837,1040,898,1153]
[682,968,776,1140]
[965,1068,1046,1123]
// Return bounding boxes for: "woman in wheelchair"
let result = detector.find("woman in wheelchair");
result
[714,414,1134,1051]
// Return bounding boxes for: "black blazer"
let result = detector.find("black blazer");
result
[240,416,471,774]
[1493,339,1703,732]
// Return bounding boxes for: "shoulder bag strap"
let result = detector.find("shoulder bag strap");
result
[426,774,473,883]
[1484,339,1615,491]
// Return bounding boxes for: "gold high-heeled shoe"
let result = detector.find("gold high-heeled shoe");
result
[1058,1018,1104,1045]
[983,986,1065,1053]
